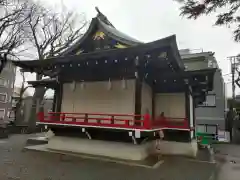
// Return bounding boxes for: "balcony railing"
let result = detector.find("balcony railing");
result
[152,117,191,131]
[37,112,191,131]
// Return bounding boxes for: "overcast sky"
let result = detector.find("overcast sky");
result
[16,0,240,97]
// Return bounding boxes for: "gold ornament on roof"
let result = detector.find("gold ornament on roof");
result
[76,49,84,55]
[93,31,105,40]
[114,43,128,49]
[158,52,167,58]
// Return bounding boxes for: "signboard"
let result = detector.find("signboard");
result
[218,130,230,142]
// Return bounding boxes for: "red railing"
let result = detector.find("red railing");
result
[37,112,191,131]
[152,117,190,130]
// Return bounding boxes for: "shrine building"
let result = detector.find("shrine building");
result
[12,8,216,160]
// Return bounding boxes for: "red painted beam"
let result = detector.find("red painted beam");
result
[38,111,191,131]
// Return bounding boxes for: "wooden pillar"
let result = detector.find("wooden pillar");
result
[134,56,143,125]
[56,82,63,113]
[192,97,196,139]
[188,87,196,139]
[134,72,142,116]
[52,88,57,112]
[185,87,190,124]
[185,86,191,141]
[151,88,155,118]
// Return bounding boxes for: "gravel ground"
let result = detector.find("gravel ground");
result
[0,134,216,180]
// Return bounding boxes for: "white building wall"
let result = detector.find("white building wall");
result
[182,52,225,129]
[141,82,152,115]
[61,80,136,115]
[189,94,194,138]
[154,93,185,119]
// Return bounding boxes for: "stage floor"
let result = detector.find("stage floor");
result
[0,134,217,180]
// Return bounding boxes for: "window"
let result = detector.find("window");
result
[0,78,8,87]
[208,60,213,68]
[212,62,217,68]
[199,94,216,107]
[8,110,14,119]
[12,98,17,107]
[208,60,217,68]
[11,81,14,88]
[0,109,5,120]
[0,93,7,103]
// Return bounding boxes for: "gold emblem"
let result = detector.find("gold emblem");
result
[114,43,128,49]
[76,49,84,55]
[93,31,105,40]
[158,52,167,58]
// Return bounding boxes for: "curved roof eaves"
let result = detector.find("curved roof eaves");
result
[99,19,143,46]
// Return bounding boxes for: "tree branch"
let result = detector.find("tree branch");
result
[0,0,27,73]
[179,0,240,42]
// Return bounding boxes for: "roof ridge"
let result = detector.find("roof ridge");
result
[95,7,115,28]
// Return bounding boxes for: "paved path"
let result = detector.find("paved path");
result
[0,134,216,180]
[213,144,240,180]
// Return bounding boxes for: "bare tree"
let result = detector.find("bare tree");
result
[0,0,27,73]
[178,0,240,42]
[23,2,87,132]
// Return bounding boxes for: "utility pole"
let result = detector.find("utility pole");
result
[228,55,240,142]
[229,55,240,107]
[232,60,236,102]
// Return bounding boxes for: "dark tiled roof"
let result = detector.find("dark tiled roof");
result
[62,8,142,55]
[11,35,183,71]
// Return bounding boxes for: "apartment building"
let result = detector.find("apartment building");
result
[180,49,226,130]
[0,61,16,124]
